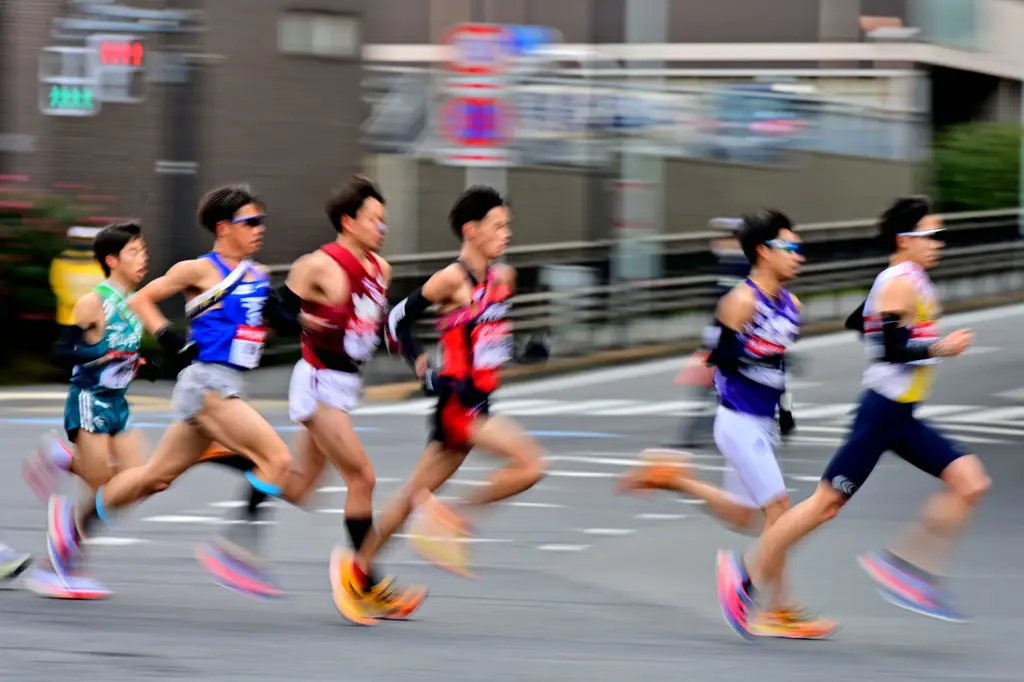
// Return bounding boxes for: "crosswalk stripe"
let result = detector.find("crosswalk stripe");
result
[352,400,433,415]
[915,405,981,419]
[791,404,857,419]
[944,406,1024,424]
[504,399,636,415]
[593,400,708,416]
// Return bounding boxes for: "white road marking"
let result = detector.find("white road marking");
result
[591,400,707,416]
[143,515,224,524]
[792,404,857,419]
[578,528,636,536]
[537,543,590,552]
[393,534,512,544]
[636,513,688,520]
[83,537,149,546]
[994,388,1024,401]
[506,501,565,508]
[945,406,1024,424]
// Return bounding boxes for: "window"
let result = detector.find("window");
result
[278,12,360,59]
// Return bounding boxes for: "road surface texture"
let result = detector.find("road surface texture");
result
[3,303,1024,681]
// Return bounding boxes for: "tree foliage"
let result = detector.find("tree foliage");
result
[931,122,1022,213]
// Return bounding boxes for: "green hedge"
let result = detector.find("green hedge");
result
[931,122,1023,213]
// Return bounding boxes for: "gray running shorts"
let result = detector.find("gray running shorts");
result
[171,362,246,423]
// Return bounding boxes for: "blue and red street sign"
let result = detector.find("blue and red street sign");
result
[439,97,513,147]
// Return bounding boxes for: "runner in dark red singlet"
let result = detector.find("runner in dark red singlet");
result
[212,176,425,622]
[331,186,549,609]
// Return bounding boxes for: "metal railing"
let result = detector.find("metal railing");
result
[447,239,1024,341]
[263,211,1024,360]
[267,208,1019,280]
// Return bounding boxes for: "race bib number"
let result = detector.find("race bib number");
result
[343,327,381,363]
[98,354,139,390]
[472,322,513,369]
[229,325,267,369]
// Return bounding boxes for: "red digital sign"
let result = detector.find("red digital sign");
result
[100,41,144,67]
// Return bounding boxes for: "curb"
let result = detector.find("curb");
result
[360,289,1024,403]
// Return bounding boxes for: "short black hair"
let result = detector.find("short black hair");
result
[325,176,385,232]
[197,184,262,233]
[878,196,931,253]
[448,185,506,241]
[93,221,142,276]
[737,209,794,264]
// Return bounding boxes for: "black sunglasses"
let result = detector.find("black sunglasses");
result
[231,214,266,228]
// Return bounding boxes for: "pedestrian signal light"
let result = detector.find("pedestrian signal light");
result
[100,41,144,67]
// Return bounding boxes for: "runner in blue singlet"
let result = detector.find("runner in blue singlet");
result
[43,184,305,599]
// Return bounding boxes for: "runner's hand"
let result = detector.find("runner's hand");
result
[936,328,973,357]
[415,353,429,378]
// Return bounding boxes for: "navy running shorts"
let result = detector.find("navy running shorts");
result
[820,389,968,497]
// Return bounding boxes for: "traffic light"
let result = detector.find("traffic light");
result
[99,40,144,67]
[48,85,95,112]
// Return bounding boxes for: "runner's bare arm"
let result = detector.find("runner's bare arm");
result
[386,265,463,372]
[50,293,106,369]
[130,259,208,355]
[378,257,393,289]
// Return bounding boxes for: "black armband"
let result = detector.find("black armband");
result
[845,301,866,335]
[880,312,932,363]
[155,324,194,360]
[516,334,551,365]
[50,325,106,369]
[706,324,743,372]
[262,285,302,335]
[386,286,431,369]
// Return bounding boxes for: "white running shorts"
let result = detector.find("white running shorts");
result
[288,358,364,423]
[713,405,787,509]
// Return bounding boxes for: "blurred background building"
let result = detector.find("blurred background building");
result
[1,0,1021,276]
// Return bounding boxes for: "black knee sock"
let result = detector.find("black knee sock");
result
[345,516,381,586]
[345,516,373,551]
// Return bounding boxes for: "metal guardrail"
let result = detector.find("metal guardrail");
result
[480,238,1024,328]
[267,208,1019,280]
[263,227,1024,359]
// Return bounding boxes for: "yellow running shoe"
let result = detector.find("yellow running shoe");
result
[329,547,379,626]
[408,493,475,578]
[751,606,839,640]
[617,450,693,495]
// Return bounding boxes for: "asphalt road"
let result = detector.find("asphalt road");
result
[3,303,1024,681]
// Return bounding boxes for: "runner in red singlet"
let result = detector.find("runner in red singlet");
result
[331,186,549,615]
[209,177,425,622]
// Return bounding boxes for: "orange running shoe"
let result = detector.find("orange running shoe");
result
[617,450,693,495]
[751,606,839,640]
[408,493,475,578]
[366,577,428,620]
[329,547,379,626]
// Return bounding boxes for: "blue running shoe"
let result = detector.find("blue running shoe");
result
[25,564,111,600]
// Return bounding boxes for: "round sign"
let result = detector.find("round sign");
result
[439,97,513,147]
[443,23,513,76]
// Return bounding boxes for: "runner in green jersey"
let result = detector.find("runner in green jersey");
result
[22,222,151,598]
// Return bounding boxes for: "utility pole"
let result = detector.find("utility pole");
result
[153,0,205,274]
